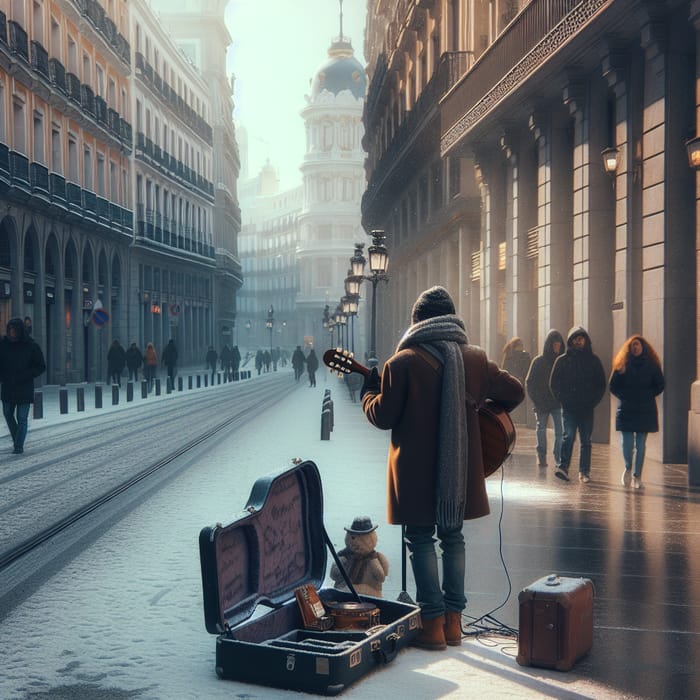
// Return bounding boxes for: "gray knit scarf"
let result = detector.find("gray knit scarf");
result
[396,315,469,530]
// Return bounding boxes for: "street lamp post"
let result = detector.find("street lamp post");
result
[266,305,274,355]
[352,231,389,367]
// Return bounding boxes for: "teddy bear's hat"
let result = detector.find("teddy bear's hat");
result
[345,516,378,534]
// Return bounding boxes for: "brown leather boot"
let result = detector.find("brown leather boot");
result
[412,614,447,651]
[444,610,463,646]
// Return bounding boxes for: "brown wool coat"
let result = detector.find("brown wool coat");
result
[362,344,524,526]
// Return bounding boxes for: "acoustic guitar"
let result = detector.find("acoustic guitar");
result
[323,348,516,477]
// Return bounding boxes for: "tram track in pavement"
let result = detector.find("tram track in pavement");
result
[0,374,298,576]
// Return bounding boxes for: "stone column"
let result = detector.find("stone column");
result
[686,3,700,482]
[564,72,614,443]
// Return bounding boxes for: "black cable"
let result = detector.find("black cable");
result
[460,458,519,643]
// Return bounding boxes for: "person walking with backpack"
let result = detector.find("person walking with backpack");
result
[609,335,664,490]
[549,326,606,484]
[525,329,565,468]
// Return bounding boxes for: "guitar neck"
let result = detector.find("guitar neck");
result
[322,349,370,377]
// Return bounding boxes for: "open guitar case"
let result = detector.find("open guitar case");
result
[199,459,421,696]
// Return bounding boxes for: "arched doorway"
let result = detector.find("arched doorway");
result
[0,216,18,331]
[44,234,60,382]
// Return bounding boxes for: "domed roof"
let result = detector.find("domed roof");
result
[310,38,366,100]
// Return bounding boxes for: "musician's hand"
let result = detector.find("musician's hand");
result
[360,367,380,400]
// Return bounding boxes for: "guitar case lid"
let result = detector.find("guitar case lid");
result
[199,460,327,634]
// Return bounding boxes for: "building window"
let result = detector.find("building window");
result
[83,147,93,190]
[12,97,26,154]
[0,82,6,142]
[97,154,105,195]
[68,136,78,181]
[33,110,44,163]
[51,126,62,173]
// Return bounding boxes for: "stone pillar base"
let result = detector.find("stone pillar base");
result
[687,381,700,486]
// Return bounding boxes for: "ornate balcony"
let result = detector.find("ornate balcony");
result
[8,20,29,61]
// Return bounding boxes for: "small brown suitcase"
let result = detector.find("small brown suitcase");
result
[516,574,594,671]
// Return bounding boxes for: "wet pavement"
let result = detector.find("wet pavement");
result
[0,370,698,699]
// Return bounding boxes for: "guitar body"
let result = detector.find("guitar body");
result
[478,401,516,477]
[323,348,516,476]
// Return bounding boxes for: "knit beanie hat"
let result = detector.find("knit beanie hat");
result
[411,286,456,323]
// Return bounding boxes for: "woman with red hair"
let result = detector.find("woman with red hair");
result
[609,336,664,489]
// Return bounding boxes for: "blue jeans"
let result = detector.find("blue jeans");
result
[560,409,594,475]
[404,524,466,620]
[3,401,30,450]
[621,431,647,478]
[535,408,563,465]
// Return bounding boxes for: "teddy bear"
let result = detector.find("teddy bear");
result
[330,516,389,598]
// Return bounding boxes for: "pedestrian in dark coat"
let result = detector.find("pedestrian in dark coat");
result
[162,339,178,385]
[501,337,531,424]
[107,339,127,387]
[206,345,218,382]
[361,286,523,650]
[231,345,241,378]
[525,329,565,467]
[549,326,606,484]
[0,317,46,454]
[609,335,664,490]
[292,346,305,381]
[220,344,232,380]
[255,349,263,375]
[125,342,143,383]
[305,348,319,387]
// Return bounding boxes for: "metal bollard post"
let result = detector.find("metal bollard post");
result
[126,382,134,402]
[217,372,221,385]
[95,384,103,409]
[77,387,85,412]
[141,380,148,399]
[178,376,183,392]
[112,384,119,405]
[321,407,331,440]
[204,375,208,388]
[59,387,68,414]
[196,374,201,388]
[155,378,161,396]
[33,390,43,419]
[166,376,172,394]
[188,375,193,390]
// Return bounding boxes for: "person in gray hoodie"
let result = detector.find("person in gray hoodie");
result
[549,326,606,483]
[525,329,565,468]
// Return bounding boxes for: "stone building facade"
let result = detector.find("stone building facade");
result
[0,0,240,383]
[362,0,699,475]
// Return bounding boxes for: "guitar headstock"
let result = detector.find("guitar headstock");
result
[322,348,368,377]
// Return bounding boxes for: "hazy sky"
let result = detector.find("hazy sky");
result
[225,0,367,189]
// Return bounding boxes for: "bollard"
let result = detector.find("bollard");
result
[112,384,119,405]
[155,378,161,396]
[95,384,103,409]
[141,380,148,399]
[126,382,134,402]
[188,375,193,390]
[33,390,43,419]
[166,376,173,394]
[59,387,68,414]
[196,374,201,389]
[321,407,331,440]
[77,387,85,412]
[178,376,183,392]
[217,372,221,385]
